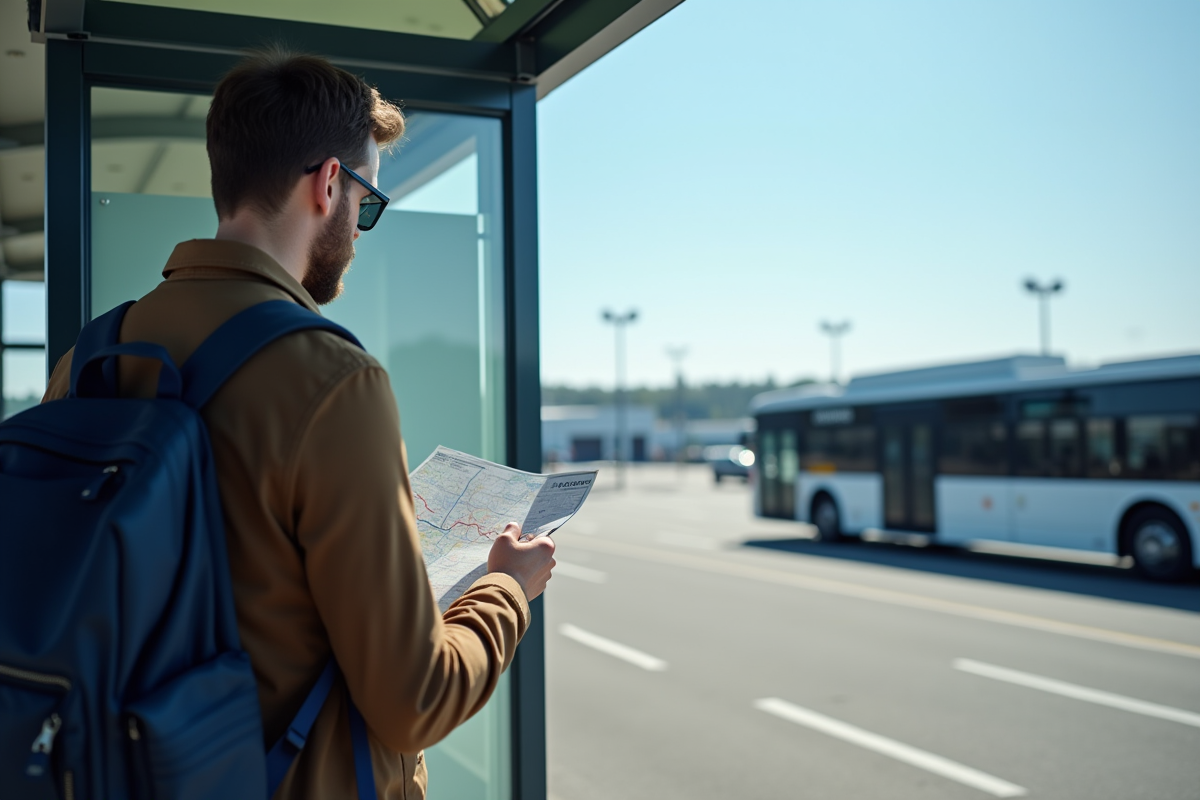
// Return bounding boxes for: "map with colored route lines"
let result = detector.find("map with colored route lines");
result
[410,447,598,611]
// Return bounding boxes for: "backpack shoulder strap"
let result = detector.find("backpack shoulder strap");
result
[180,300,363,409]
[68,301,136,397]
[265,661,376,800]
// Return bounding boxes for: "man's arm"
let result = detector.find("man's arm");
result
[293,364,530,753]
[42,351,73,402]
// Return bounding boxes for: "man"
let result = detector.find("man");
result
[43,50,555,799]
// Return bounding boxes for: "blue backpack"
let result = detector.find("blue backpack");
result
[0,300,375,800]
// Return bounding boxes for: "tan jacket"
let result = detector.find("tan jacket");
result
[44,239,530,800]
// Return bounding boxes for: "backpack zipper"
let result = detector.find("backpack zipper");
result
[0,665,72,780]
[26,713,62,777]
[0,663,72,692]
[81,465,120,501]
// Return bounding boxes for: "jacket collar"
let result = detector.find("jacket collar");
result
[162,239,321,314]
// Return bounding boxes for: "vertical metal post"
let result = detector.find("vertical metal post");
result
[819,320,851,385]
[666,346,687,464]
[1039,294,1050,356]
[44,39,90,372]
[0,276,6,418]
[505,81,546,800]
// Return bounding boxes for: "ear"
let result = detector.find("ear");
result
[309,157,342,219]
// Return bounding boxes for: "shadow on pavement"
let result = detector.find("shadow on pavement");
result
[741,537,1200,613]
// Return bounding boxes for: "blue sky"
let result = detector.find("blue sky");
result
[536,0,1200,388]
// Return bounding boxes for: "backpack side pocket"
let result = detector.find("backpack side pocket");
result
[126,651,265,800]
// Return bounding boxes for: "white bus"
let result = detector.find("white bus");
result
[750,355,1200,581]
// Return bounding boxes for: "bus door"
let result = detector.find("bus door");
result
[877,407,938,533]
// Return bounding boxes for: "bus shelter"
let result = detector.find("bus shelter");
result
[0,0,683,797]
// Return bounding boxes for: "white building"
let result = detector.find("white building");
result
[541,405,656,463]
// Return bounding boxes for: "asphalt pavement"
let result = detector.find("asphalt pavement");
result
[543,464,1200,800]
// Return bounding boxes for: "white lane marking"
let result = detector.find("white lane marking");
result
[654,531,721,550]
[558,624,667,671]
[954,658,1200,729]
[754,698,1028,798]
[553,561,608,584]
[568,536,1200,661]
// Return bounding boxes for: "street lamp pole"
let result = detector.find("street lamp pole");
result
[666,346,688,465]
[602,309,638,489]
[819,320,852,384]
[1023,278,1065,356]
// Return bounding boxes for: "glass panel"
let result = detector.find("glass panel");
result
[882,426,905,526]
[759,430,779,516]
[778,429,797,518]
[1086,418,1119,478]
[1048,418,1081,477]
[2,281,45,344]
[102,0,512,40]
[89,86,512,799]
[1015,420,1045,476]
[2,348,45,419]
[910,424,935,528]
[802,424,877,472]
[940,421,1007,475]
[1126,415,1200,481]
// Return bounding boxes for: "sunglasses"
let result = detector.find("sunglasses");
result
[303,161,390,231]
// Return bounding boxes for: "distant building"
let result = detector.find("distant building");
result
[653,417,755,460]
[542,405,656,463]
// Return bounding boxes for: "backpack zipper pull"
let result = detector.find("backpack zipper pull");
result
[81,465,119,501]
[26,713,62,777]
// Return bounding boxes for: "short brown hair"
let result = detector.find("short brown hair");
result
[206,48,405,220]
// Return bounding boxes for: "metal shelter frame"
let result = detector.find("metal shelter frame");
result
[30,1,601,797]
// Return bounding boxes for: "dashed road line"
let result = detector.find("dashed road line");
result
[567,536,1200,661]
[754,698,1028,798]
[559,624,668,671]
[954,658,1200,729]
[553,561,608,584]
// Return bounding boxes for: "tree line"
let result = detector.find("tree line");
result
[541,378,814,420]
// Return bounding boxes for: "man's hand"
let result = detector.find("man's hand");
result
[487,523,556,601]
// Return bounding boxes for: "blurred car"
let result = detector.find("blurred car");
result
[704,444,755,482]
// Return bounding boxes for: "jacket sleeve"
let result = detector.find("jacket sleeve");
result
[41,350,73,402]
[290,364,530,754]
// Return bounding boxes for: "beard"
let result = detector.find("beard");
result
[303,189,356,305]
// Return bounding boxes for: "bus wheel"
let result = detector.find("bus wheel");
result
[1126,507,1194,582]
[812,496,843,542]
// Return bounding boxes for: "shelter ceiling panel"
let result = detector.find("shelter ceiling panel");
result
[92,86,198,117]
[0,147,43,220]
[102,0,497,40]
[3,230,43,265]
[0,0,44,126]
[91,141,162,194]
[140,141,211,197]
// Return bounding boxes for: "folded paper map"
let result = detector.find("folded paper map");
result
[410,446,598,611]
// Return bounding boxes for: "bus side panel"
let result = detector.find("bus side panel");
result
[936,476,1014,545]
[796,472,882,533]
[1012,480,1200,557]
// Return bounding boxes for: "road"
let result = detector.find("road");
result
[543,464,1200,800]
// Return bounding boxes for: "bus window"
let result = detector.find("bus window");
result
[1016,420,1046,476]
[911,424,935,527]
[779,430,798,518]
[1126,415,1200,481]
[883,426,905,525]
[760,430,780,515]
[1048,419,1082,477]
[940,421,1007,475]
[1086,418,1120,477]
[802,425,876,472]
